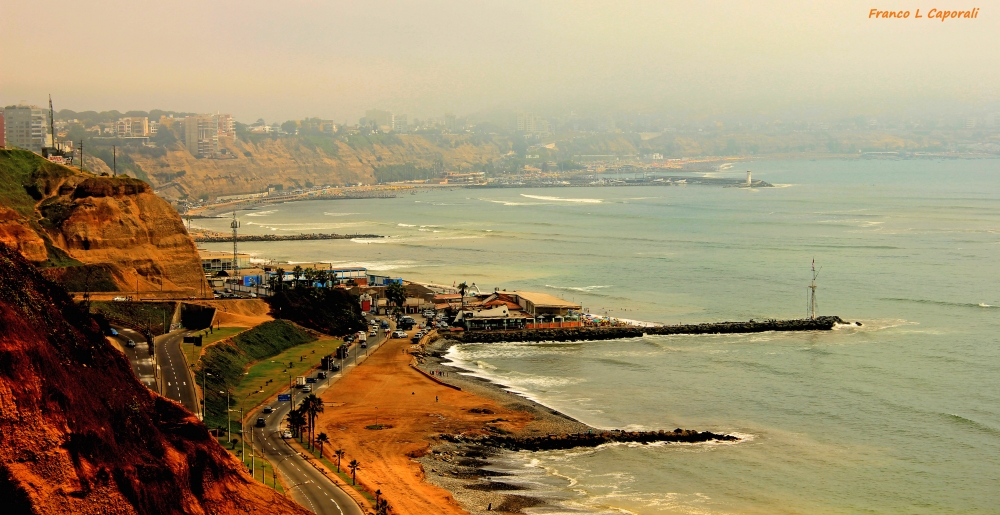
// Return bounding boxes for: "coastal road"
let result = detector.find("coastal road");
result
[154,329,201,416]
[111,326,158,392]
[246,319,391,515]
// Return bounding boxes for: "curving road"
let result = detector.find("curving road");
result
[111,326,158,392]
[154,329,201,415]
[245,319,392,515]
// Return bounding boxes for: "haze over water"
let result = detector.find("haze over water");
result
[199,159,1000,514]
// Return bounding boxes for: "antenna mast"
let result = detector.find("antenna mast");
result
[231,211,240,289]
[48,94,56,150]
[808,259,819,319]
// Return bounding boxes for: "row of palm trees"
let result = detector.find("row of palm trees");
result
[286,393,325,447]
[284,400,386,509]
[268,266,350,292]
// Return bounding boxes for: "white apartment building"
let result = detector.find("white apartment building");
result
[3,105,50,153]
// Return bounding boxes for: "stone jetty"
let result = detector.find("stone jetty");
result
[443,428,738,452]
[453,316,847,344]
[193,232,384,243]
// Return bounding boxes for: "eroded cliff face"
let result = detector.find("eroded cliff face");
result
[0,149,208,295]
[125,133,506,199]
[0,245,308,515]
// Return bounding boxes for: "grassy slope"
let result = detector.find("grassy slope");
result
[0,149,73,217]
[198,320,320,430]
[182,326,248,369]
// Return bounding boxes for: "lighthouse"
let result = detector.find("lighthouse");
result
[746,170,752,187]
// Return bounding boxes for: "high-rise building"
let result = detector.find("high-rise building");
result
[364,109,394,131]
[216,114,235,137]
[516,112,549,134]
[0,112,5,147]
[392,114,408,132]
[3,105,50,153]
[184,115,219,157]
[116,117,149,137]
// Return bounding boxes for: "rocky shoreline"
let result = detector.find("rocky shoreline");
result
[413,337,742,514]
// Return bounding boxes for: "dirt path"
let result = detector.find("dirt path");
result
[314,335,533,515]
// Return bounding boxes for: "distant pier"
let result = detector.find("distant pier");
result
[452,316,848,344]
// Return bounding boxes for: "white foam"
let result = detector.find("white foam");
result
[521,194,603,203]
[244,210,276,217]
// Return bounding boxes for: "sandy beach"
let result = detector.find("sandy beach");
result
[311,331,592,515]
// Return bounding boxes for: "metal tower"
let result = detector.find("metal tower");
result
[231,211,240,286]
[808,259,820,319]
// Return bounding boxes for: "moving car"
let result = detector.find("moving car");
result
[263,406,274,414]
[369,329,378,337]
[126,339,136,348]
[255,417,266,427]
[302,385,312,393]
[281,429,292,439]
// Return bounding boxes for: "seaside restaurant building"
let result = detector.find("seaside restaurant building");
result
[455,291,583,330]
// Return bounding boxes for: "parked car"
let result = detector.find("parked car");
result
[255,417,266,427]
[263,406,274,414]
[392,330,407,339]
[380,321,390,330]
[113,296,128,302]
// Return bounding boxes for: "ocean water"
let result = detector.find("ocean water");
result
[196,159,1000,514]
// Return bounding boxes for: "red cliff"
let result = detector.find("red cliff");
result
[0,244,308,514]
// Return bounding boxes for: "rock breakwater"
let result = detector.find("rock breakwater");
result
[443,428,738,452]
[193,232,383,243]
[454,316,846,344]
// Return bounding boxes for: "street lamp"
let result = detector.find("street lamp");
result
[220,390,230,440]
[240,391,257,473]
[201,370,213,420]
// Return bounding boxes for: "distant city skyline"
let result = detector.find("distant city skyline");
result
[2,1,998,123]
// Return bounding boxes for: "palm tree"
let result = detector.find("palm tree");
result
[315,269,329,288]
[274,267,286,293]
[303,267,316,288]
[333,449,345,472]
[348,459,361,485]
[376,499,390,515]
[303,394,324,447]
[458,282,468,309]
[315,432,329,457]
[292,265,304,288]
[386,282,406,312]
[286,407,307,439]
[375,489,382,506]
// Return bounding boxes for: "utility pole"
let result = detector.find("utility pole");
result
[79,139,84,172]
[112,145,117,176]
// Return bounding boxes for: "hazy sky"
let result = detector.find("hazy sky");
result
[2,0,997,122]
